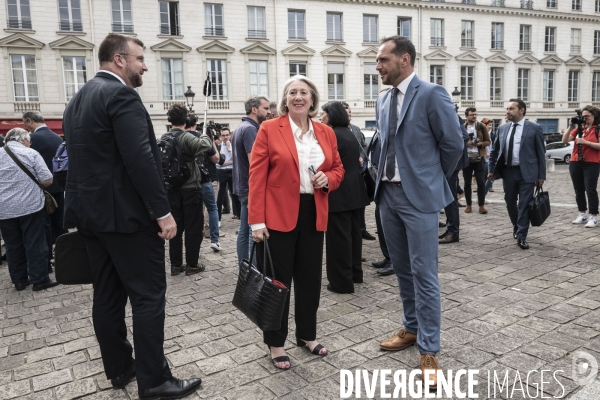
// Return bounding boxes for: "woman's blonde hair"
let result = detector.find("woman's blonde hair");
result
[278,75,320,118]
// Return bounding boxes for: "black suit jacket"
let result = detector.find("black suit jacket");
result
[328,126,369,213]
[0,135,4,147]
[30,126,64,193]
[62,72,170,233]
[455,115,470,172]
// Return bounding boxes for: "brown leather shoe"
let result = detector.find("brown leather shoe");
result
[464,205,472,213]
[438,230,448,239]
[380,328,417,351]
[439,234,459,244]
[479,206,488,214]
[420,354,441,392]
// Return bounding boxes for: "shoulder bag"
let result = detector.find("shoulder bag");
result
[4,145,57,214]
[232,236,289,331]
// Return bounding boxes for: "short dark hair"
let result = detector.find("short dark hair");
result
[340,101,350,109]
[465,107,477,117]
[167,103,188,126]
[509,98,527,116]
[22,111,44,123]
[321,101,350,128]
[185,113,197,129]
[380,35,416,67]
[582,105,600,126]
[244,95,269,115]
[221,128,231,135]
[98,34,144,64]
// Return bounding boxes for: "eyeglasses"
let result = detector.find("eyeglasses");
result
[118,53,145,64]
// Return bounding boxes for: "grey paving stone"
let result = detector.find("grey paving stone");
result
[13,360,53,380]
[261,371,307,397]
[54,377,97,399]
[32,368,73,391]
[72,359,105,379]
[0,380,31,399]
[196,353,237,375]
[25,344,64,363]
[53,351,87,370]
[167,346,207,367]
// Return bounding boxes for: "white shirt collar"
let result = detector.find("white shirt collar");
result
[512,119,524,128]
[33,125,47,132]
[395,71,416,95]
[99,70,126,86]
[288,115,314,140]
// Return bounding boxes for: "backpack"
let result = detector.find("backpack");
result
[52,141,68,189]
[157,131,191,188]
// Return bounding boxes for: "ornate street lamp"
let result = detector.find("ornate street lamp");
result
[184,86,195,111]
[451,87,461,106]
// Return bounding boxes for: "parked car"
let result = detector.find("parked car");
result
[543,132,562,144]
[545,141,573,164]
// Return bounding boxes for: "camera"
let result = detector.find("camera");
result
[468,132,479,144]
[198,121,223,139]
[571,109,585,126]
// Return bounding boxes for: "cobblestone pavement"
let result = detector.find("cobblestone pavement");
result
[2,163,600,399]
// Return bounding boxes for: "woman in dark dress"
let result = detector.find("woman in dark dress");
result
[320,101,369,294]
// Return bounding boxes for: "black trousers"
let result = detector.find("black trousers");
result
[168,188,203,267]
[569,162,600,215]
[44,192,68,266]
[217,169,240,219]
[375,203,390,260]
[326,208,363,293]
[259,194,324,347]
[502,167,535,240]
[79,228,172,390]
[462,159,486,206]
[443,170,460,235]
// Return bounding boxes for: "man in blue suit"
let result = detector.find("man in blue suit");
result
[488,99,546,250]
[374,36,463,386]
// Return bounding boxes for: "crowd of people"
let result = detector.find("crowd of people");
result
[0,31,597,398]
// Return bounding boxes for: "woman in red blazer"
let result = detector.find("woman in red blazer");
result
[249,75,344,370]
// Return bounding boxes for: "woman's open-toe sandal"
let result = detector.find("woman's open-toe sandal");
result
[269,346,291,370]
[296,338,328,356]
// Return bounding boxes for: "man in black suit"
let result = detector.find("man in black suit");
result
[62,34,201,399]
[24,111,67,272]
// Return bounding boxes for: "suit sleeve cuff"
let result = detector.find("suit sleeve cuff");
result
[157,212,171,220]
[251,223,266,231]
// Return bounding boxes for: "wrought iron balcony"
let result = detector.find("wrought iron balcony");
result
[461,39,474,48]
[431,37,445,47]
[462,0,476,3]
[521,0,533,9]
[570,45,581,54]
[491,0,505,6]
[545,43,556,52]
[205,27,224,37]
[248,29,266,39]
[59,21,83,32]
[491,40,504,50]
[520,42,531,51]
[112,23,134,33]
[547,0,557,7]
[7,18,32,30]
[160,25,180,36]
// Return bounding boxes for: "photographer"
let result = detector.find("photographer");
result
[562,106,600,228]
[462,108,490,214]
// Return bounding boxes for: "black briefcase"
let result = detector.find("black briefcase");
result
[54,231,94,285]
[529,187,551,227]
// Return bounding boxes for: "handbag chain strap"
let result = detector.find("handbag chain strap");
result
[248,235,276,280]
[3,145,46,191]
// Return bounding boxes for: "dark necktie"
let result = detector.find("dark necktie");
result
[385,88,400,180]
[506,123,517,167]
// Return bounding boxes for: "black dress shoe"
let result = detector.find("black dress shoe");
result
[139,377,202,400]
[513,226,518,239]
[32,279,59,291]
[111,361,135,389]
[326,283,353,294]
[371,259,390,268]
[518,239,530,250]
[439,221,446,228]
[439,234,459,244]
[439,230,448,239]
[361,230,376,240]
[377,265,395,276]
[14,281,30,291]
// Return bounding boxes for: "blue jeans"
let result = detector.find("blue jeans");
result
[202,182,219,243]
[237,195,254,265]
[0,209,50,285]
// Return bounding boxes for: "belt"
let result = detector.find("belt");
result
[508,165,520,169]
[384,180,402,185]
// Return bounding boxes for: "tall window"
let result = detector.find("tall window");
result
[430,19,444,46]
[592,72,600,102]
[568,70,579,101]
[490,67,503,100]
[517,69,529,101]
[398,18,411,40]
[207,59,227,100]
[326,12,342,41]
[543,70,555,101]
[327,62,344,100]
[249,60,268,96]
[63,56,86,101]
[430,66,443,86]
[288,10,305,39]
[520,25,531,51]
[547,0,557,7]
[289,62,306,77]
[10,55,38,101]
[204,3,223,36]
[58,0,82,31]
[7,0,31,29]
[162,58,183,100]
[596,0,600,12]
[571,29,581,54]
[247,6,265,38]
[363,15,378,43]
[572,0,581,10]
[491,23,503,50]
[461,21,474,48]
[595,31,600,54]
[545,27,556,52]
[460,66,474,100]
[364,63,378,100]
[111,0,133,33]
[159,1,179,35]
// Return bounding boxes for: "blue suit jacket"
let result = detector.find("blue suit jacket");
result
[488,120,546,184]
[373,75,464,212]
[30,126,64,193]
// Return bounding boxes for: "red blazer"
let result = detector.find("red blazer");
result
[248,115,344,232]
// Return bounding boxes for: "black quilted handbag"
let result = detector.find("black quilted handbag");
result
[232,237,289,331]
[529,187,551,227]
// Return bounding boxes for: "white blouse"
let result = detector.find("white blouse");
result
[289,115,325,194]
